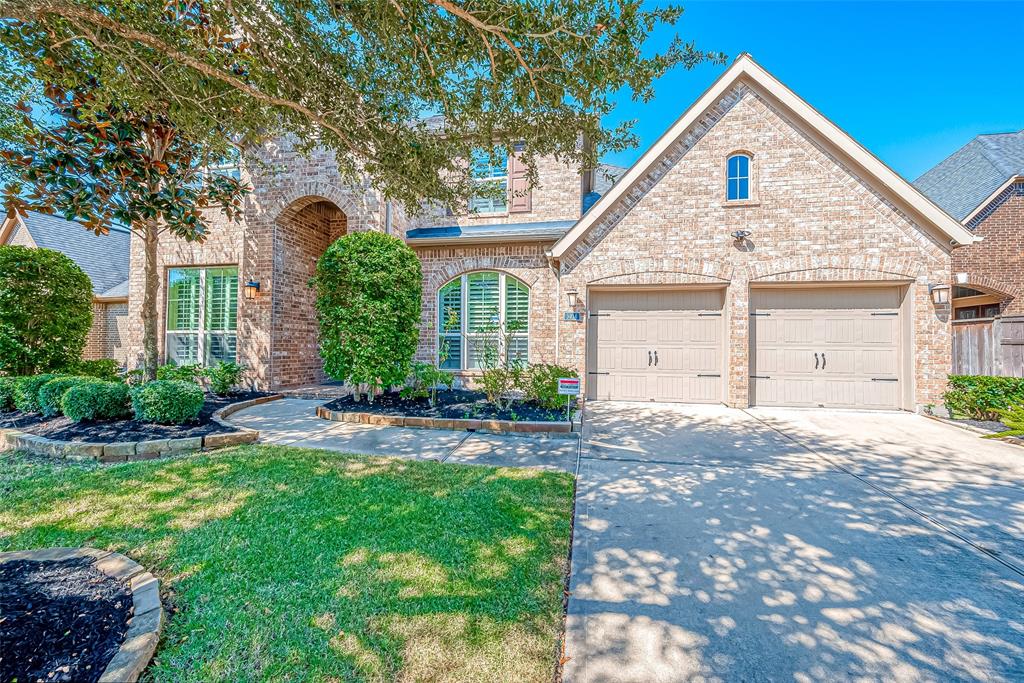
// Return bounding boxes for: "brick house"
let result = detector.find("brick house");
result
[915,130,1023,319]
[123,54,977,411]
[0,210,130,364]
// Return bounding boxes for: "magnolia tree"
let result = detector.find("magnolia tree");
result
[1,0,722,211]
[1,90,248,380]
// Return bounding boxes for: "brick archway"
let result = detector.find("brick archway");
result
[270,196,348,388]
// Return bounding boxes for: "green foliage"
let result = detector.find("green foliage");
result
[157,363,204,384]
[401,361,455,407]
[204,361,247,396]
[38,376,101,417]
[0,376,17,411]
[0,246,93,375]
[312,232,422,402]
[525,364,579,411]
[983,404,1024,439]
[0,0,721,213]
[13,373,64,413]
[943,375,1024,421]
[131,380,205,424]
[480,366,526,412]
[67,359,122,382]
[61,381,132,423]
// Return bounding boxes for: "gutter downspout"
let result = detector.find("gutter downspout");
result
[547,252,560,365]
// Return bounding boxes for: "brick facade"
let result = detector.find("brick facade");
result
[83,301,129,365]
[957,182,1024,314]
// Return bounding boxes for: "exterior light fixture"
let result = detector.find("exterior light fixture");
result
[929,284,950,305]
[731,229,752,243]
[243,281,261,300]
[566,289,579,308]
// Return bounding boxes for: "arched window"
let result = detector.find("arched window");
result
[438,272,529,370]
[727,154,750,201]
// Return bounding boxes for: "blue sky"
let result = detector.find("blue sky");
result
[602,1,1024,181]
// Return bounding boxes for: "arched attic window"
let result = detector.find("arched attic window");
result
[438,272,529,370]
[726,153,751,201]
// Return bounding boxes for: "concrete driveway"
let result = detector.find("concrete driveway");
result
[565,402,1024,682]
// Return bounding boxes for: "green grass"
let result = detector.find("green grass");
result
[0,446,575,682]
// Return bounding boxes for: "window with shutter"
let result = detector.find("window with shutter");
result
[436,272,530,370]
[508,149,532,213]
[165,266,239,365]
[468,148,508,214]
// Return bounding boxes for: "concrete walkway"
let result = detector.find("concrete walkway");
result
[565,402,1024,683]
[226,398,577,471]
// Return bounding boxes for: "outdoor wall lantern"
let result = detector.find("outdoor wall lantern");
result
[244,281,261,300]
[731,229,752,244]
[566,289,580,309]
[929,284,950,305]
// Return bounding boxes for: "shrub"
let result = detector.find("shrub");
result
[0,245,93,375]
[984,404,1024,439]
[205,361,247,396]
[157,362,204,384]
[38,375,101,417]
[525,364,579,410]
[68,359,122,382]
[312,232,422,402]
[13,373,64,413]
[400,361,454,407]
[132,380,205,424]
[0,376,17,411]
[943,375,1024,420]
[480,365,525,412]
[62,381,132,422]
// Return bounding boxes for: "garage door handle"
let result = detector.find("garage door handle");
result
[654,350,658,366]
[821,352,826,370]
[648,351,653,366]
[814,352,819,370]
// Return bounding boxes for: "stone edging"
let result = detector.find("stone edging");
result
[0,547,163,683]
[315,404,582,439]
[0,394,282,461]
[923,414,1024,448]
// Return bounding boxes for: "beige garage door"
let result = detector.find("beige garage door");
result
[750,286,904,409]
[588,288,724,403]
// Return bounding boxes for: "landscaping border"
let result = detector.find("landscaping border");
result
[0,394,281,461]
[923,413,1024,448]
[315,404,582,439]
[0,547,164,683]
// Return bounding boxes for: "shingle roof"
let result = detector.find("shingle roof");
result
[406,219,575,242]
[17,211,130,297]
[593,163,627,195]
[915,130,1024,221]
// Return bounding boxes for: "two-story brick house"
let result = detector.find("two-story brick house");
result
[123,54,977,411]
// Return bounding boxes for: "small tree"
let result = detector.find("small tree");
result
[312,232,422,402]
[2,87,248,380]
[0,245,93,375]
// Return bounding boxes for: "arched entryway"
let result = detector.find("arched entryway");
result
[271,197,348,387]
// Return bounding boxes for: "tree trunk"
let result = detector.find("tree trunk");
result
[141,220,160,381]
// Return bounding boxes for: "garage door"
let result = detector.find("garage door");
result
[750,287,904,409]
[588,288,724,403]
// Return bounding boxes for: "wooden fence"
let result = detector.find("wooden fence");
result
[952,315,1024,377]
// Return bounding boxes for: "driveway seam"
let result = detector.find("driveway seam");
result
[439,430,475,463]
[741,408,1024,579]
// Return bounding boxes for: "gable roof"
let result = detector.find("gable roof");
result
[1,211,131,299]
[550,54,978,259]
[914,131,1024,221]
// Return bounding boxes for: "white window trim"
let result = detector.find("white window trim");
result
[165,266,239,365]
[438,272,529,371]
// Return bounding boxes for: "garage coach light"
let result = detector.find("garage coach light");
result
[566,289,580,309]
[929,284,950,305]
[244,281,261,300]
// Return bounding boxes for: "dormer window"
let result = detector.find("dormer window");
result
[727,154,750,201]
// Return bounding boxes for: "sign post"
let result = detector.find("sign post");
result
[557,377,581,422]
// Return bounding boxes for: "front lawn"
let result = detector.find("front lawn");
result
[0,446,574,682]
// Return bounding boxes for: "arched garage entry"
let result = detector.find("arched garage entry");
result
[271,196,348,388]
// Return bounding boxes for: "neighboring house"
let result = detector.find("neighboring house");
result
[0,210,131,365]
[915,130,1024,319]
[124,53,977,411]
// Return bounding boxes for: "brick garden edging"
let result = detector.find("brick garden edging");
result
[315,404,582,439]
[0,547,164,683]
[0,394,282,461]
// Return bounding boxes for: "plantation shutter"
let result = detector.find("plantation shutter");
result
[508,148,532,213]
[203,267,239,364]
[438,280,463,370]
[467,272,500,332]
[505,276,529,364]
[166,269,201,364]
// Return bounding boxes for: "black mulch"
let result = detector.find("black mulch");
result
[324,389,570,422]
[0,557,132,683]
[0,391,271,443]
[952,418,1011,434]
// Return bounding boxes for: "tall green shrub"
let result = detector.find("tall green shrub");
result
[13,373,64,413]
[943,375,1024,420]
[312,232,422,402]
[0,377,17,411]
[0,245,93,375]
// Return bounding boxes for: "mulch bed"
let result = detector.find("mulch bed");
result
[950,418,1011,434]
[0,391,270,443]
[324,389,569,422]
[0,557,132,683]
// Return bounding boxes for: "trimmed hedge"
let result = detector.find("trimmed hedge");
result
[61,381,132,422]
[13,373,64,413]
[943,375,1024,421]
[69,359,122,382]
[131,380,204,424]
[0,377,16,411]
[38,375,100,417]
